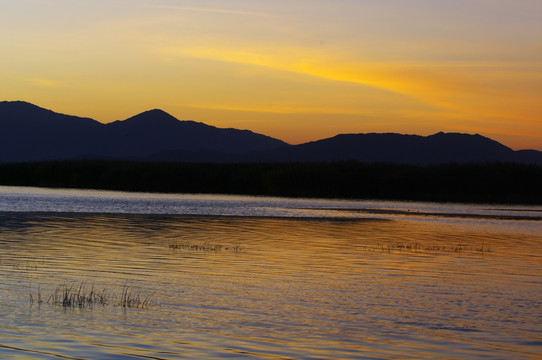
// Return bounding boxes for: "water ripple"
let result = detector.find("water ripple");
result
[0,189,541,359]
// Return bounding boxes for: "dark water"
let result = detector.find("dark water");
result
[0,186,541,359]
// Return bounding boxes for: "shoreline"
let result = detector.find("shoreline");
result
[1,160,541,205]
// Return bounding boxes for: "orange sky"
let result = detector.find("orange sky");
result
[1,1,541,149]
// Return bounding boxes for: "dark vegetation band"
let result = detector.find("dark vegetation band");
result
[1,160,541,204]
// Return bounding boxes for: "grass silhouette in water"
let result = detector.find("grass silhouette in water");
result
[119,284,157,309]
[169,240,242,253]
[368,241,492,254]
[49,283,108,308]
[30,282,157,309]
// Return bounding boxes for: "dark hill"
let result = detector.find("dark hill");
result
[94,108,288,158]
[0,101,288,162]
[0,101,101,163]
[239,132,541,165]
[114,109,180,127]
[1,101,541,165]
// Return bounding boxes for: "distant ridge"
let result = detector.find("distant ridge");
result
[0,101,288,163]
[244,131,523,165]
[1,101,541,165]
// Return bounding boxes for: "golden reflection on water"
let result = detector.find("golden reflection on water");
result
[0,212,541,359]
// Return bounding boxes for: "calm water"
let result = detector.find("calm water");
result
[0,186,541,359]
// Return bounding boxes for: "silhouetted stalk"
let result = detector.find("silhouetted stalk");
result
[33,282,157,309]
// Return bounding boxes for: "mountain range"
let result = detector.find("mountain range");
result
[1,101,541,165]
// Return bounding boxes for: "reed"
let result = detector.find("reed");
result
[169,240,242,253]
[120,284,157,309]
[30,282,157,309]
[368,241,492,254]
[13,258,45,272]
[29,284,43,305]
[48,282,109,308]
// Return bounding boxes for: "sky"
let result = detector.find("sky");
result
[1,0,541,149]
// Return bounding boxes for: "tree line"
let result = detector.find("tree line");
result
[0,160,541,204]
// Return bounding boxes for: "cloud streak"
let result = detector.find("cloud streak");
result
[159,44,541,115]
[144,5,271,18]
[23,77,64,89]
[2,1,541,149]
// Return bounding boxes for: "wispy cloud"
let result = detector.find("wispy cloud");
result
[157,44,542,131]
[145,5,271,18]
[158,45,394,90]
[23,77,64,89]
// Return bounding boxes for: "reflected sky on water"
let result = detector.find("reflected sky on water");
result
[0,186,541,359]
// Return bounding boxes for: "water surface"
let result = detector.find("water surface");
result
[0,186,541,359]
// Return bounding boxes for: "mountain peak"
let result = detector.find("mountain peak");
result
[427,131,512,151]
[1,100,57,115]
[1,101,540,165]
[1,100,35,107]
[143,108,174,117]
[0,100,99,128]
[122,109,180,125]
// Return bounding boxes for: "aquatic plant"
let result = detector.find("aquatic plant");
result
[13,258,45,272]
[48,283,109,308]
[119,284,156,309]
[367,241,492,254]
[30,282,157,309]
[169,240,242,253]
[29,284,43,305]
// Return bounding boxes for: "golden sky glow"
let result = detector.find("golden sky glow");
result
[1,0,541,149]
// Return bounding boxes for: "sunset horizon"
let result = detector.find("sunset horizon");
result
[4,98,542,153]
[2,1,541,150]
[1,2,542,356]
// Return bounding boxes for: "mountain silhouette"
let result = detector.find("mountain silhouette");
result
[0,101,288,162]
[0,101,101,163]
[245,132,526,164]
[1,100,541,165]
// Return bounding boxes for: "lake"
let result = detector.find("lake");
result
[1,186,541,359]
